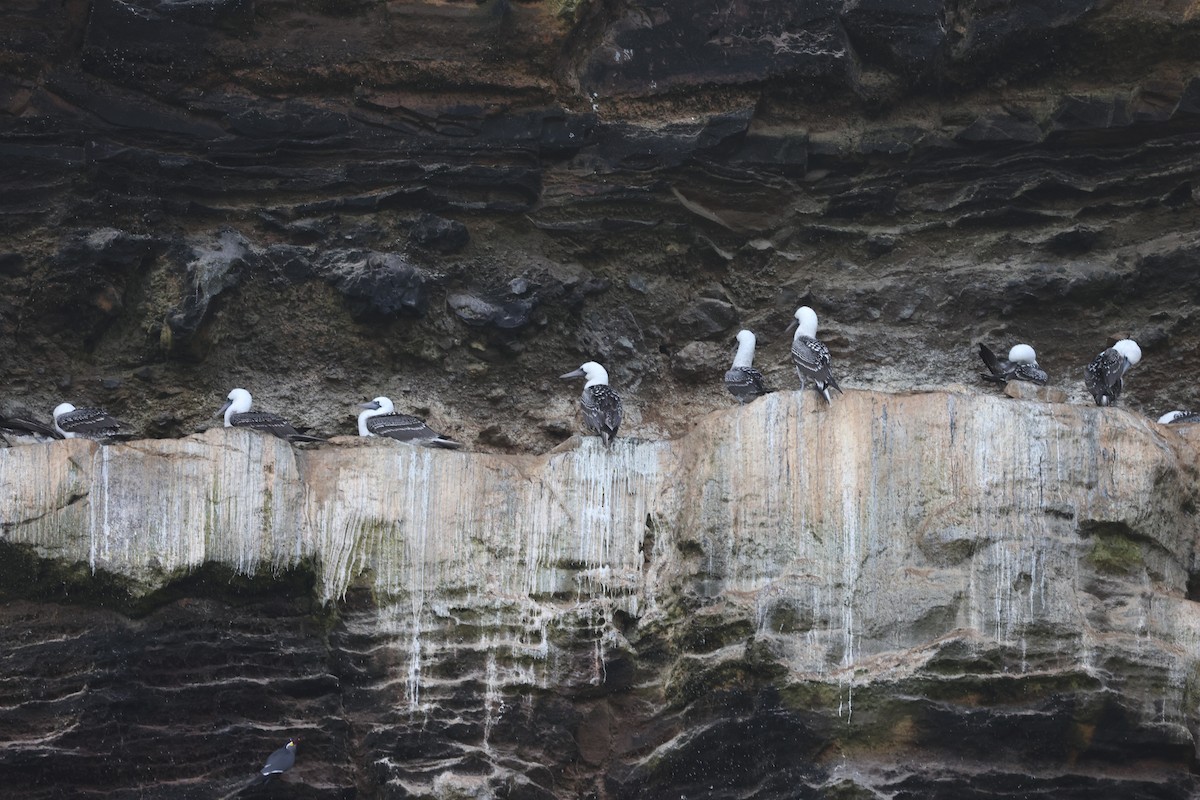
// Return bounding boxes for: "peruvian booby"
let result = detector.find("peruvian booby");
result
[725,329,772,404]
[358,397,462,449]
[1,408,64,444]
[1084,339,1141,407]
[52,403,126,441]
[560,361,622,446]
[218,388,324,442]
[255,739,296,785]
[786,306,841,403]
[1158,410,1200,425]
[978,343,1048,386]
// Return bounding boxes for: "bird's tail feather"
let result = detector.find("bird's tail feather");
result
[978,343,1004,377]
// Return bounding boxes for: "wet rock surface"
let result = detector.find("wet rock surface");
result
[1,392,1198,798]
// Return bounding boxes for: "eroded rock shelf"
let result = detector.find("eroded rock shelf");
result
[1,391,1198,798]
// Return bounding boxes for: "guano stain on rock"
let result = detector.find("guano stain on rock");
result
[1,391,1198,798]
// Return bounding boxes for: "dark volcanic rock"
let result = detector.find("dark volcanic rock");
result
[41,229,156,347]
[0,557,351,800]
[447,290,535,330]
[409,212,470,253]
[672,297,738,340]
[316,250,437,317]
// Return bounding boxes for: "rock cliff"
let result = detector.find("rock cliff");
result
[2,391,1198,798]
[2,0,1200,450]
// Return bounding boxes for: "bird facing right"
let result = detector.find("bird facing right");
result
[255,739,296,784]
[560,361,622,446]
[1084,339,1141,406]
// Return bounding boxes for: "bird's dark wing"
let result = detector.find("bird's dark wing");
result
[977,343,1011,383]
[793,337,841,393]
[1099,349,1127,391]
[1013,362,1048,385]
[1085,348,1126,405]
[260,744,296,776]
[59,407,123,438]
[725,367,770,398]
[1,412,63,439]
[582,386,622,444]
[229,411,307,440]
[368,413,461,448]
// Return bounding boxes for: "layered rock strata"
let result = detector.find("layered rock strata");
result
[1,390,1198,798]
[2,1,1200,450]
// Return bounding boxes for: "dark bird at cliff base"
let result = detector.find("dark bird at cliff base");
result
[786,306,841,403]
[561,361,622,446]
[1,408,63,445]
[357,396,462,449]
[52,403,127,441]
[218,388,325,442]
[978,343,1048,386]
[254,739,296,785]
[1084,339,1141,407]
[1158,410,1200,425]
[725,329,772,404]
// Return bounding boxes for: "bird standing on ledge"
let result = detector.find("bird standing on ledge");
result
[254,739,296,785]
[978,343,1048,386]
[357,397,462,449]
[561,361,622,446]
[787,306,841,403]
[52,403,126,441]
[725,329,772,404]
[218,388,324,442]
[1084,339,1141,406]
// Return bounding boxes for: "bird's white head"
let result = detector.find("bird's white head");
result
[793,306,818,339]
[51,403,78,438]
[1008,344,1037,364]
[1113,339,1142,366]
[1158,411,1186,424]
[560,361,609,388]
[218,388,253,426]
[357,396,395,436]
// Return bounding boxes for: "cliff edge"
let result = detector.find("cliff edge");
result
[2,390,1198,798]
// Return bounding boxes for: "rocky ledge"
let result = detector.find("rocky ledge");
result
[1,390,1198,798]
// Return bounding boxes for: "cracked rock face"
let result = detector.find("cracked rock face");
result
[1,391,1198,798]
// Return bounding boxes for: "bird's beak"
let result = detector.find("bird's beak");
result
[216,400,232,417]
[359,401,381,410]
[784,319,798,335]
[560,368,586,380]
